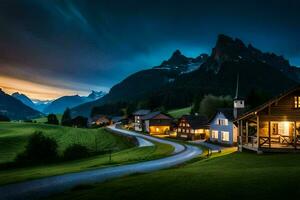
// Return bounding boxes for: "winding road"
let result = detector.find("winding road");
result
[0,125,202,200]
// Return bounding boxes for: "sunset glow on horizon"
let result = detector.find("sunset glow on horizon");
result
[0,75,84,100]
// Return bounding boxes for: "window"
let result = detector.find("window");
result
[294,96,300,108]
[178,128,181,132]
[211,130,218,139]
[216,118,228,126]
[221,131,230,142]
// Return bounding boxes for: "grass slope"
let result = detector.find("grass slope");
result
[0,122,174,185]
[52,149,300,200]
[0,141,173,185]
[167,107,191,118]
[0,122,131,164]
[33,114,62,123]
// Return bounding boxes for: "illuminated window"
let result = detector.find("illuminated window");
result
[216,118,228,126]
[211,130,218,139]
[294,96,300,108]
[178,128,181,132]
[191,129,194,133]
[221,131,230,142]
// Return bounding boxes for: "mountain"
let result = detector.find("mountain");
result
[12,92,36,109]
[0,89,42,120]
[71,34,298,117]
[44,91,106,114]
[32,99,52,112]
[86,91,106,101]
[71,51,208,117]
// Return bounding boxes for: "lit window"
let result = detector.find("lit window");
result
[221,131,230,142]
[178,128,181,132]
[216,118,228,126]
[191,129,194,133]
[211,130,218,139]
[294,96,300,108]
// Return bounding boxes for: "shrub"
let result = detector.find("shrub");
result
[63,144,90,161]
[0,115,10,122]
[16,131,58,164]
[46,114,59,125]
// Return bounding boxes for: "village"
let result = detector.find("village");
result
[90,83,300,154]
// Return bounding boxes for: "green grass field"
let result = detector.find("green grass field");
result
[52,148,300,200]
[0,122,174,185]
[167,107,191,118]
[0,122,132,164]
[33,114,62,123]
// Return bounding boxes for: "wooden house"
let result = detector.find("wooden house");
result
[177,115,210,140]
[141,111,173,135]
[235,85,300,153]
[209,108,238,146]
[89,115,111,126]
[132,109,151,131]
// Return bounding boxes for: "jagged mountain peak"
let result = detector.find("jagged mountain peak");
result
[161,49,190,67]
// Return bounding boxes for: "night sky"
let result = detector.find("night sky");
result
[0,0,299,100]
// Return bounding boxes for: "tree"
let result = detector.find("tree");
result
[0,115,10,122]
[16,131,58,164]
[71,116,88,128]
[199,95,232,118]
[46,114,59,125]
[246,89,270,109]
[61,108,72,126]
[191,95,201,114]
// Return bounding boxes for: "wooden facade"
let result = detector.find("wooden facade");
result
[177,115,210,140]
[142,112,173,135]
[235,86,300,153]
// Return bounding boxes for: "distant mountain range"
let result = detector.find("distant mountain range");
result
[43,91,106,114]
[10,90,106,116]
[0,89,42,120]
[71,34,299,117]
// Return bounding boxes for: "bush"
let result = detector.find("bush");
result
[63,144,91,161]
[46,114,59,125]
[16,131,58,164]
[0,115,10,122]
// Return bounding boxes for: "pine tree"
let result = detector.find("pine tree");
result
[61,108,72,126]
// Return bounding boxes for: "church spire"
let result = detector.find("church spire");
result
[235,73,239,99]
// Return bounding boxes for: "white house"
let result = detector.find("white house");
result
[209,108,238,146]
[132,109,151,131]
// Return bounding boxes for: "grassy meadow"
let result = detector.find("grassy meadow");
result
[51,148,300,200]
[33,114,62,123]
[167,107,191,118]
[0,122,132,164]
[0,122,173,185]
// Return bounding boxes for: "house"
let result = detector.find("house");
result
[209,74,245,145]
[141,111,173,135]
[176,115,210,140]
[89,115,111,126]
[132,109,151,131]
[209,108,238,146]
[235,85,300,153]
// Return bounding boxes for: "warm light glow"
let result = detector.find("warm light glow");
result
[0,75,81,100]
[149,126,170,135]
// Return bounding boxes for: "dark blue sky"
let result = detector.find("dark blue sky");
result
[0,0,300,99]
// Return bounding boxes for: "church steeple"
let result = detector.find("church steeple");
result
[235,73,240,99]
[233,73,244,119]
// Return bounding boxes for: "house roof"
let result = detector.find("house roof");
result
[132,109,151,116]
[141,111,172,120]
[210,108,234,122]
[235,85,300,121]
[180,114,209,129]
